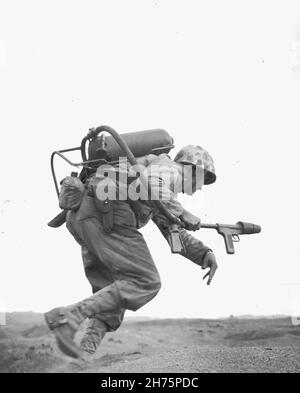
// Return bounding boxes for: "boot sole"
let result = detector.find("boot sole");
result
[44,313,82,359]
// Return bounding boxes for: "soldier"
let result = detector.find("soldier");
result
[44,145,218,358]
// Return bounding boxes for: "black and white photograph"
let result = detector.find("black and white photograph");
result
[0,0,300,376]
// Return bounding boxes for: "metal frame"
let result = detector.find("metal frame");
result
[50,147,110,197]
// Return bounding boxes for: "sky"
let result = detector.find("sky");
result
[0,0,300,319]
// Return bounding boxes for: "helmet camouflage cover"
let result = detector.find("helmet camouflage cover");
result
[174,145,216,185]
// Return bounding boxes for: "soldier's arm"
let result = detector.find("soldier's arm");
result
[178,227,212,266]
[152,213,211,267]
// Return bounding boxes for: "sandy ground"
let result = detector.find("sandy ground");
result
[0,313,300,373]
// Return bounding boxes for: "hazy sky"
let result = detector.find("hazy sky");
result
[1,0,300,319]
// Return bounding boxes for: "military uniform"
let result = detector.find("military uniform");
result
[45,146,216,357]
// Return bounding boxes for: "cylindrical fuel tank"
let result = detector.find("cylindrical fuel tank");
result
[88,128,174,161]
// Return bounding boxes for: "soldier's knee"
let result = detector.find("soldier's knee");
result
[143,276,161,302]
[125,277,161,311]
[151,278,161,295]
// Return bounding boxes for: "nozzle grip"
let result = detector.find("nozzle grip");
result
[237,221,261,234]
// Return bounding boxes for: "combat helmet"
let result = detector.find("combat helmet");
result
[174,145,216,185]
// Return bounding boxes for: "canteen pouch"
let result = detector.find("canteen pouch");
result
[59,176,85,210]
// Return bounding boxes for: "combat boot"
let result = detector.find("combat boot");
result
[45,283,123,358]
[44,305,88,358]
[80,318,107,355]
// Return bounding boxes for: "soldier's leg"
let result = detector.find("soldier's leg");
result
[66,215,127,333]
[45,209,160,358]
[78,216,161,311]
[80,309,126,354]
[80,246,126,354]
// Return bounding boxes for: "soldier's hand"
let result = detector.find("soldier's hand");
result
[180,210,201,231]
[202,252,218,285]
